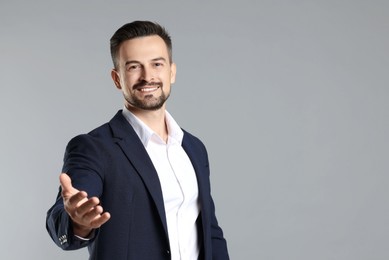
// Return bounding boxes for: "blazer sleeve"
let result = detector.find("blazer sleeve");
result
[206,158,229,260]
[46,134,106,250]
[199,137,229,259]
[209,195,230,260]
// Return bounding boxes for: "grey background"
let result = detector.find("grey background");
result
[1,1,388,259]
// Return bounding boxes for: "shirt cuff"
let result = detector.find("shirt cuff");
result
[74,229,96,241]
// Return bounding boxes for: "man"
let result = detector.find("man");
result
[46,21,229,260]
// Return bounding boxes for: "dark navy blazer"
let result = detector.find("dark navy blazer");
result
[46,111,229,260]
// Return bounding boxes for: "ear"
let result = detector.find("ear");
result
[111,69,122,90]
[170,63,177,84]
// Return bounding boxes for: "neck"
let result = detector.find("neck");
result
[126,105,168,142]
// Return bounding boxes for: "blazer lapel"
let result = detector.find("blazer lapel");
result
[182,131,209,205]
[181,132,211,243]
[108,111,168,237]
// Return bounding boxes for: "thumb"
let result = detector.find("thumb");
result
[60,173,74,193]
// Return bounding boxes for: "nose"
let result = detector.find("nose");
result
[140,67,154,82]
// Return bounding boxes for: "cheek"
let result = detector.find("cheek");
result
[122,75,136,87]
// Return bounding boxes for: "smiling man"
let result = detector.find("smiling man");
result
[113,35,175,113]
[46,21,229,260]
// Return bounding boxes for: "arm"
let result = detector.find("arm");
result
[46,134,110,250]
[209,195,230,260]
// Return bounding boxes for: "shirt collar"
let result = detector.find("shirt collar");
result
[122,106,184,147]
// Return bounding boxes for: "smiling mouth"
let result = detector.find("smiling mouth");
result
[134,81,162,93]
[138,86,160,92]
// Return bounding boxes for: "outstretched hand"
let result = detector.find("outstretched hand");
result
[60,173,111,238]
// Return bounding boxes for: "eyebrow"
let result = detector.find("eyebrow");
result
[124,57,167,66]
[151,57,167,63]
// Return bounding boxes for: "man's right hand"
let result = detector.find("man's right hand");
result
[60,173,111,238]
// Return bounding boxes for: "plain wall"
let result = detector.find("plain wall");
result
[1,0,388,259]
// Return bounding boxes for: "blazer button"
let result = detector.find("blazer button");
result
[166,250,170,255]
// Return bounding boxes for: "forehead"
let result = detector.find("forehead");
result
[117,35,169,62]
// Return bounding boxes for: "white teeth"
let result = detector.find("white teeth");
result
[139,87,158,92]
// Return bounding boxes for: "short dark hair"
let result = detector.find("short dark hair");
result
[110,21,172,69]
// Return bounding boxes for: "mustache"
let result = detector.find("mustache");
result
[133,80,163,90]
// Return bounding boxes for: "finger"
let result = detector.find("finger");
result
[76,206,111,229]
[59,173,75,193]
[75,197,100,216]
[60,173,87,205]
[67,191,88,206]
[89,212,111,228]
[79,204,104,223]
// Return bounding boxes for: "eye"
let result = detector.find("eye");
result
[153,62,164,68]
[126,64,141,71]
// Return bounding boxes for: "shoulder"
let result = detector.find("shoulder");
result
[182,129,205,146]
[182,129,209,159]
[64,119,119,161]
[67,110,124,146]
[63,123,113,178]
[67,122,111,145]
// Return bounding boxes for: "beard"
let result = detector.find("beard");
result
[124,81,170,111]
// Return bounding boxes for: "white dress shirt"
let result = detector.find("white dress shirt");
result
[122,107,200,260]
